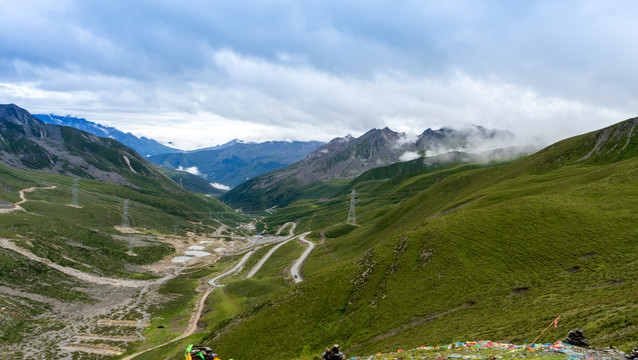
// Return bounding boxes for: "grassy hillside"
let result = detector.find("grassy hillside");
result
[0,162,246,347]
[189,117,638,359]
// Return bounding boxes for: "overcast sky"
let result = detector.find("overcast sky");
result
[1,0,637,149]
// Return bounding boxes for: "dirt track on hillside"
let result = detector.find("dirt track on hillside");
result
[0,186,57,213]
[0,238,170,287]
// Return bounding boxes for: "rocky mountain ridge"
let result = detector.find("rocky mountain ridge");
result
[1,104,170,188]
[34,113,180,157]
[149,140,324,188]
[222,125,520,209]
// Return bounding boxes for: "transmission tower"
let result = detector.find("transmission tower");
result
[121,199,130,228]
[71,178,79,206]
[346,189,357,224]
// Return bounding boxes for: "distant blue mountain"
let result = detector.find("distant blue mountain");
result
[149,140,325,188]
[34,114,181,157]
[34,113,324,190]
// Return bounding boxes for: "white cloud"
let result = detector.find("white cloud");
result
[210,182,231,191]
[1,1,637,149]
[177,166,201,176]
[399,151,421,162]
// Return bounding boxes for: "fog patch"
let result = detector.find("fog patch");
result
[399,151,421,162]
[210,182,231,191]
[177,166,201,176]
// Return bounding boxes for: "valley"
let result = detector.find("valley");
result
[0,105,637,360]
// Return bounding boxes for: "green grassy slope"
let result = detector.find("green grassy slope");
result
[197,117,638,359]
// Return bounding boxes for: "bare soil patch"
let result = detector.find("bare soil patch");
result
[60,343,125,355]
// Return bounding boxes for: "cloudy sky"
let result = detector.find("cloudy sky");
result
[1,0,637,149]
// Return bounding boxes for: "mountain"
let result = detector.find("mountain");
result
[0,105,247,358]
[195,116,638,359]
[34,113,180,157]
[148,140,325,188]
[155,164,226,195]
[1,104,176,188]
[221,126,521,210]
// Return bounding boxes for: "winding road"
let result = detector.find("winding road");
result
[245,222,298,278]
[276,222,296,236]
[213,223,227,236]
[207,250,254,287]
[290,233,315,283]
[123,250,255,360]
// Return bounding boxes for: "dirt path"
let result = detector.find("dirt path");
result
[0,238,174,287]
[16,185,57,204]
[74,334,143,342]
[121,278,218,360]
[123,250,254,360]
[60,343,125,356]
[0,185,57,213]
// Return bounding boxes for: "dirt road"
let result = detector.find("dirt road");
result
[122,250,254,360]
[0,239,174,287]
[0,185,56,213]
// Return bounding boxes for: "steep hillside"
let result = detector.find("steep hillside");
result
[222,126,521,211]
[198,117,638,359]
[1,104,174,189]
[149,140,324,188]
[34,114,180,157]
[0,106,250,358]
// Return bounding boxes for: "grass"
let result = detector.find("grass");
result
[192,118,638,359]
[0,160,247,349]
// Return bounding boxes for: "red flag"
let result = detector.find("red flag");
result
[554,315,561,328]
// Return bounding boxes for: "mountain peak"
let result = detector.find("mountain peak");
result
[34,113,181,157]
[1,104,169,187]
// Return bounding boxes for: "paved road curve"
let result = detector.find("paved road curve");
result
[290,233,315,283]
[245,223,298,278]
[208,250,254,287]
[275,222,296,236]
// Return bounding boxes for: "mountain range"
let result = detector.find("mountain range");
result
[149,140,324,188]
[2,103,637,359]
[222,125,527,210]
[201,115,638,359]
[2,105,171,188]
[34,114,180,157]
[34,113,326,190]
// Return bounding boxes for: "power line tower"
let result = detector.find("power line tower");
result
[71,178,79,206]
[346,189,357,224]
[121,199,130,228]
